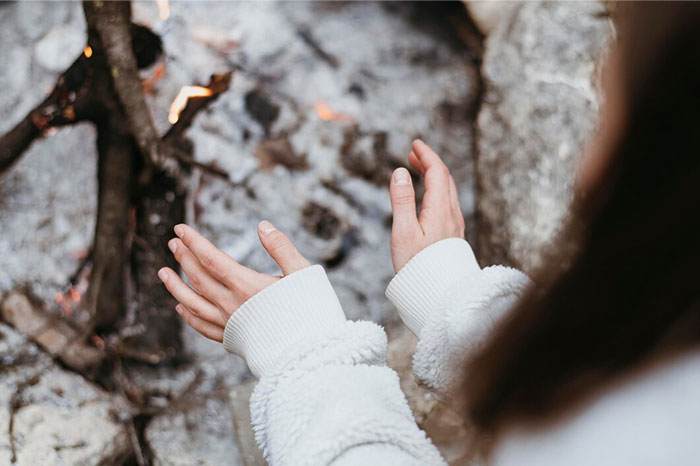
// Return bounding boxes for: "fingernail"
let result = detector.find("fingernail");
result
[259,220,276,235]
[393,168,411,186]
[175,304,183,314]
[168,239,177,253]
[158,268,169,282]
[174,224,184,237]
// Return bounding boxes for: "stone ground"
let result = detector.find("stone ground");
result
[0,1,611,465]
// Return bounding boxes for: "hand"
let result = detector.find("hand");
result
[158,221,311,342]
[389,139,465,272]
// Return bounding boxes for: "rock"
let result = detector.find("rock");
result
[229,379,266,466]
[146,394,242,466]
[474,1,612,273]
[385,323,478,465]
[1,291,103,371]
[144,324,249,466]
[0,323,131,466]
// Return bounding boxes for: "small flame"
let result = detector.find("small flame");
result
[84,46,93,58]
[55,292,64,303]
[155,0,170,20]
[91,335,105,350]
[69,288,81,303]
[313,101,354,124]
[168,86,213,124]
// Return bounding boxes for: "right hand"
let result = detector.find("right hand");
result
[389,140,466,272]
[158,221,311,342]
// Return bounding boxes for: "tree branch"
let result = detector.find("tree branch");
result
[83,0,169,171]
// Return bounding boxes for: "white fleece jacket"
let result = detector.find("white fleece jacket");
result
[222,238,700,465]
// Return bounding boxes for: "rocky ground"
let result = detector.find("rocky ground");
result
[0,1,611,465]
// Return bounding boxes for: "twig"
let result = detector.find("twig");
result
[114,357,147,466]
[0,55,93,175]
[297,25,339,68]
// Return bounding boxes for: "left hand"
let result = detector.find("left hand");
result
[158,221,311,342]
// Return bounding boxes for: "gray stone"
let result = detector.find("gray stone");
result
[385,322,479,466]
[0,324,131,466]
[229,379,266,466]
[475,1,612,273]
[144,324,249,466]
[146,393,241,466]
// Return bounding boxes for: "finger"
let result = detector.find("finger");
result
[258,221,311,275]
[408,151,425,175]
[412,140,451,218]
[449,175,466,237]
[158,267,228,327]
[389,167,421,235]
[175,304,224,342]
[168,238,238,314]
[174,224,257,288]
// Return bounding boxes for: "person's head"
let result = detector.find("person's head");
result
[464,2,700,434]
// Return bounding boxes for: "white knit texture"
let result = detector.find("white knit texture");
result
[385,238,480,336]
[222,265,346,377]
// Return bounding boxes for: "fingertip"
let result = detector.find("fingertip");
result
[168,238,179,254]
[392,167,412,186]
[408,151,424,174]
[258,220,276,236]
[412,139,426,152]
[157,267,170,282]
[174,224,186,238]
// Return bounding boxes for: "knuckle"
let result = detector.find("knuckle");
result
[392,192,415,206]
[267,234,290,253]
[187,272,201,289]
[188,305,201,318]
[200,253,215,269]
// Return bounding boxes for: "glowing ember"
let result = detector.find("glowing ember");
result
[54,292,64,303]
[313,101,354,124]
[168,86,213,124]
[91,335,105,350]
[83,46,93,58]
[68,288,81,303]
[155,0,170,20]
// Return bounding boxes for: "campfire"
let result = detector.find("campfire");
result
[0,1,489,464]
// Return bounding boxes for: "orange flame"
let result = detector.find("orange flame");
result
[313,101,354,124]
[84,46,93,58]
[68,288,81,303]
[168,86,213,124]
[155,0,170,20]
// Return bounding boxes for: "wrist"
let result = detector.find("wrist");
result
[223,265,347,377]
[386,238,480,336]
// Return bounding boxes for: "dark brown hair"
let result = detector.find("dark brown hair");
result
[464,2,700,432]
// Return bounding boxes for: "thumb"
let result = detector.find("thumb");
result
[258,221,311,275]
[389,167,420,237]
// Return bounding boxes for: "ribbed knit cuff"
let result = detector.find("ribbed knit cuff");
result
[386,238,480,336]
[223,265,346,378]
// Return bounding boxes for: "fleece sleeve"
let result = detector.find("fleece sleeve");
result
[386,238,531,396]
[222,265,446,466]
